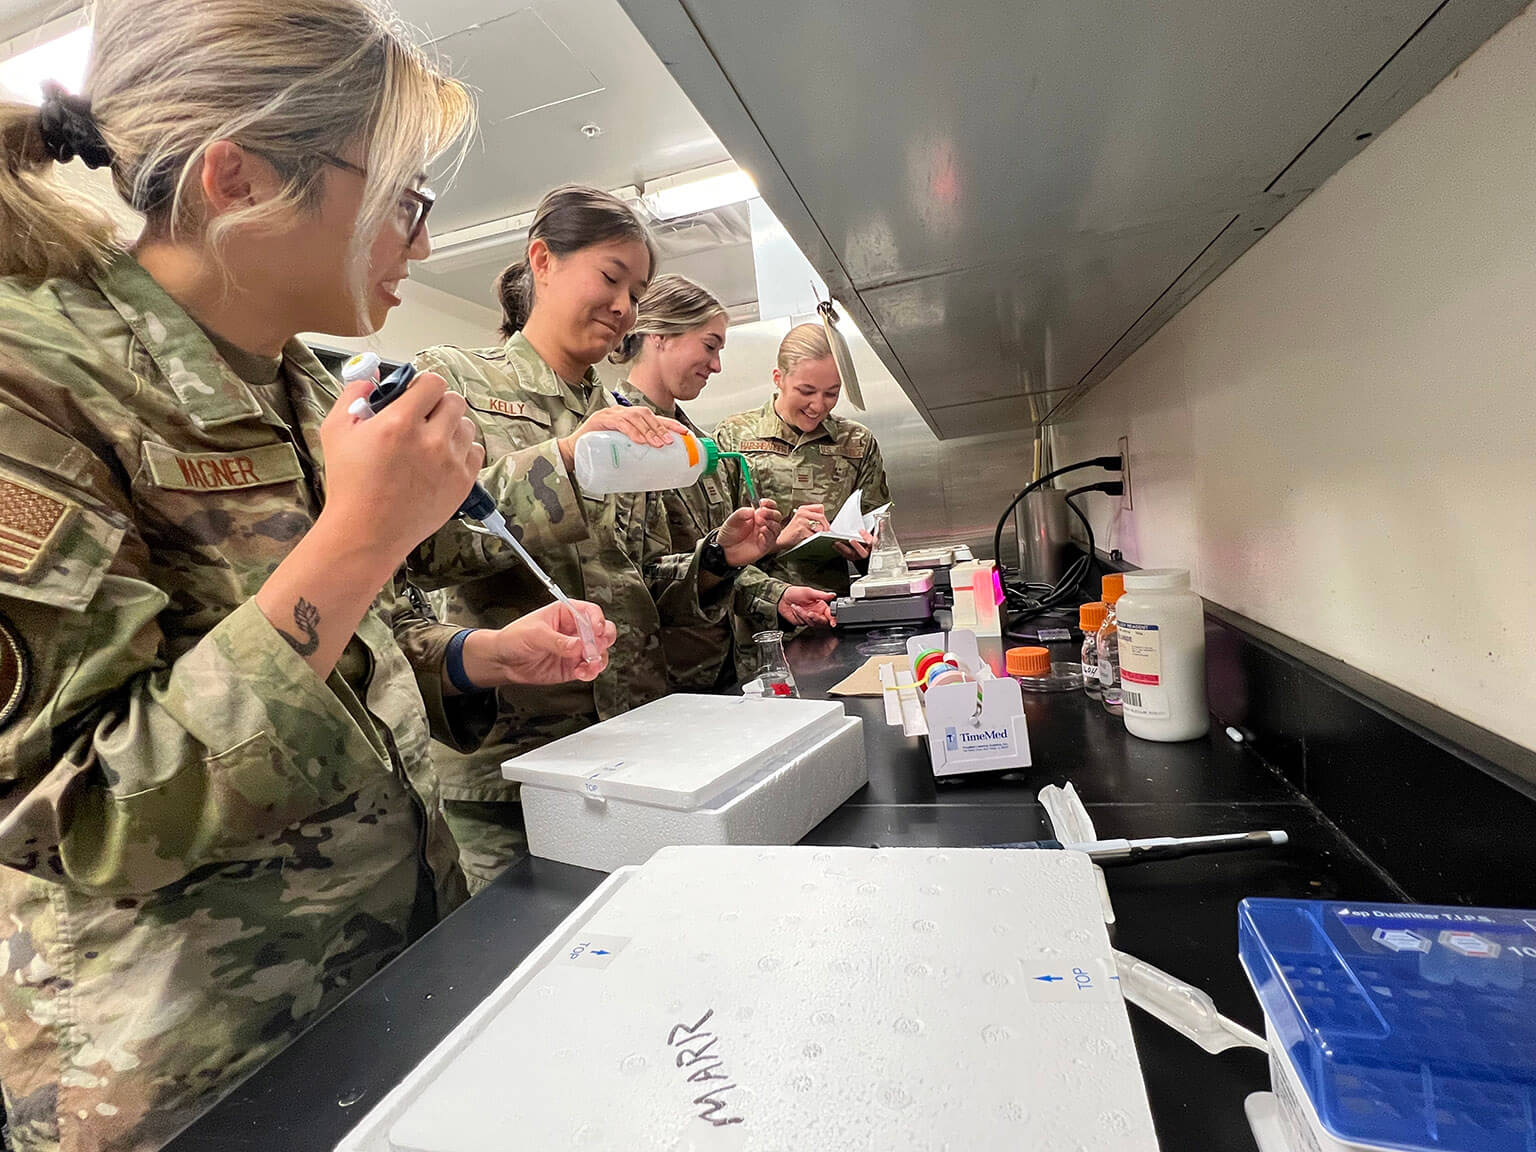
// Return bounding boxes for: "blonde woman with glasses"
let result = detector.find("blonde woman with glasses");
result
[0,2,614,1146]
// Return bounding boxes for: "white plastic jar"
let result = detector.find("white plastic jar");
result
[1114,569,1209,742]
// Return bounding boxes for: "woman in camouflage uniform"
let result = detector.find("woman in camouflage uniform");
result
[713,324,891,655]
[396,188,782,891]
[0,3,616,1148]
[609,274,836,691]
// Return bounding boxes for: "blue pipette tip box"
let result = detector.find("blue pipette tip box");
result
[1238,897,1536,1151]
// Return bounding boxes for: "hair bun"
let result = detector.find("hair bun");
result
[494,259,533,336]
[36,82,112,169]
[607,331,643,366]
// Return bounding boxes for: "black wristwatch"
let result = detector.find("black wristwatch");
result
[700,529,741,578]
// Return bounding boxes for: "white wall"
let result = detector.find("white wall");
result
[302,278,502,364]
[1052,6,1536,753]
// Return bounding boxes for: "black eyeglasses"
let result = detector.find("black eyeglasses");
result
[318,152,435,246]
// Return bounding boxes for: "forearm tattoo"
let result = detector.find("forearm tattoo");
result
[277,597,321,657]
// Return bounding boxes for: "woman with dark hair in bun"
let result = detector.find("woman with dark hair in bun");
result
[395,185,782,891]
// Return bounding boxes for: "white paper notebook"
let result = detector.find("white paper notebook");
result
[783,488,890,554]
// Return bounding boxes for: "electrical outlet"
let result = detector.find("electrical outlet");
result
[1117,435,1133,510]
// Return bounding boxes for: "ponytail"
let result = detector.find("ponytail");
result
[494,259,534,338]
[0,89,119,280]
[609,331,644,364]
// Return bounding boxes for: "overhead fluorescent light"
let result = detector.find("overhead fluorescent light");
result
[422,208,539,270]
[0,21,91,106]
[424,158,760,272]
[423,185,642,271]
[642,162,756,222]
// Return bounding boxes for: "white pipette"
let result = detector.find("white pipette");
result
[1113,949,1267,1054]
[340,353,600,664]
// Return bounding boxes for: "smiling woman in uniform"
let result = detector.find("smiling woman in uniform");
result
[0,2,617,1147]
[395,187,782,891]
[609,274,836,691]
[714,323,891,609]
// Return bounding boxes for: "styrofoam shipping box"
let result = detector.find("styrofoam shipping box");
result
[502,695,867,872]
[338,845,1160,1152]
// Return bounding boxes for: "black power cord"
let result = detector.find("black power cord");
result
[991,454,1122,573]
[1001,482,1124,635]
[989,460,1124,635]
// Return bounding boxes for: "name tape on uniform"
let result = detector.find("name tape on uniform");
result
[817,443,866,459]
[467,393,551,426]
[142,441,303,492]
[737,439,791,456]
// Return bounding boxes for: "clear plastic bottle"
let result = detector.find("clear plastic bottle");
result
[750,630,799,698]
[1096,573,1125,714]
[1078,601,1107,696]
[573,430,758,498]
[1116,568,1209,742]
[573,430,714,493]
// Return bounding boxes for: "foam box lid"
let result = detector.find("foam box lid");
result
[1239,898,1536,1151]
[501,694,851,810]
[380,845,1159,1152]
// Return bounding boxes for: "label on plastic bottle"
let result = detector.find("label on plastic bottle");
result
[1119,622,1167,719]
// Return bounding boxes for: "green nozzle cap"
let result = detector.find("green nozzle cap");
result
[699,437,758,504]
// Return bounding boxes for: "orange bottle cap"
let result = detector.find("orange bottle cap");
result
[1079,601,1107,632]
[1006,646,1052,677]
[1101,572,1125,605]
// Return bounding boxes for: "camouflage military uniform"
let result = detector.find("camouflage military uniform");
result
[712,398,889,659]
[0,255,549,1151]
[611,380,788,692]
[394,336,731,889]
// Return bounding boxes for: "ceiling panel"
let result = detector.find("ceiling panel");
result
[0,0,70,41]
[433,9,601,126]
[393,0,530,43]
[424,0,727,233]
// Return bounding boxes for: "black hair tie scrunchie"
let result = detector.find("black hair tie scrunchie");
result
[36,81,112,169]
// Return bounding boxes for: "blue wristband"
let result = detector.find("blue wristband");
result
[444,628,482,694]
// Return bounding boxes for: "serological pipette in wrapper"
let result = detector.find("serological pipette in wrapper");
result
[340,352,600,664]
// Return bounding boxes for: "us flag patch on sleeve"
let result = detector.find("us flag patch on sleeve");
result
[0,477,71,578]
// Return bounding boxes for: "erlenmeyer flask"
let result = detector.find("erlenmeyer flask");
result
[864,507,909,579]
[750,630,799,698]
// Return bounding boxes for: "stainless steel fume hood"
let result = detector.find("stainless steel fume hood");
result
[617,0,1526,438]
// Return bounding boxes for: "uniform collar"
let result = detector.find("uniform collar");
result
[614,378,703,433]
[762,395,835,443]
[503,331,599,408]
[612,378,652,410]
[284,338,342,402]
[91,253,269,430]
